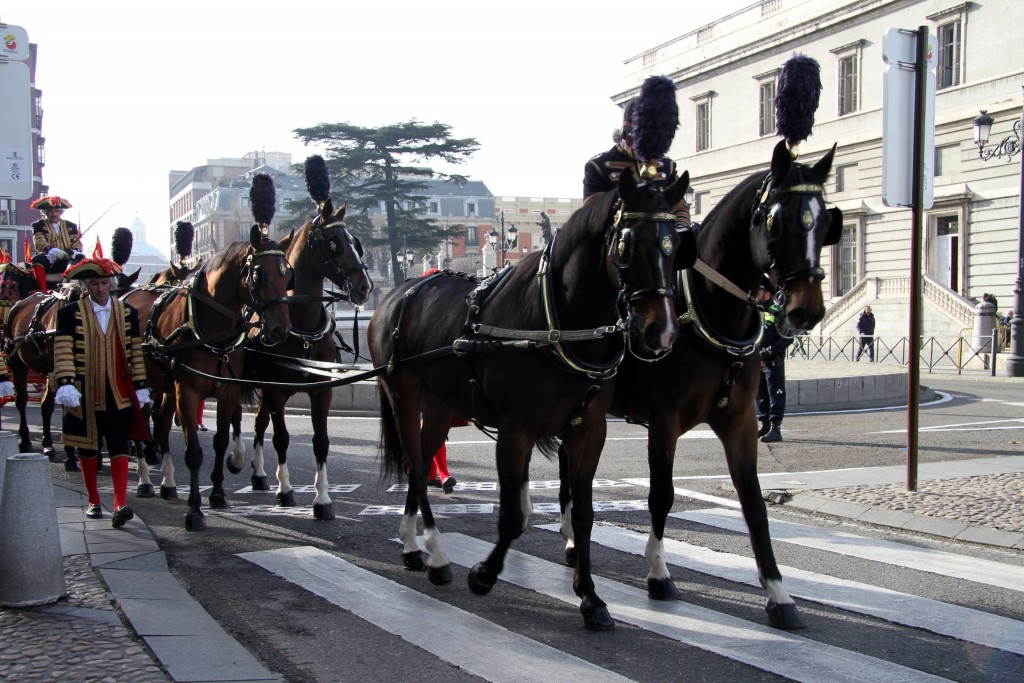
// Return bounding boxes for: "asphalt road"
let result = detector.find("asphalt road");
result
[27,373,1024,682]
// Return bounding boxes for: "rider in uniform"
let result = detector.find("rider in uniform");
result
[30,195,84,287]
[583,100,691,228]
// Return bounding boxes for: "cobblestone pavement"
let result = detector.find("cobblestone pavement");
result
[0,554,171,683]
[813,471,1024,534]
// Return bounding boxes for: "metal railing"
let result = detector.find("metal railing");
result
[788,327,1010,375]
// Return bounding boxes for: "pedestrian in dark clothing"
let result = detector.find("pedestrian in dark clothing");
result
[855,306,876,362]
[756,287,793,443]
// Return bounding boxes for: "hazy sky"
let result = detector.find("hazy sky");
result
[3,0,753,255]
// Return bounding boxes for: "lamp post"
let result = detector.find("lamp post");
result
[973,86,1024,377]
[488,211,518,267]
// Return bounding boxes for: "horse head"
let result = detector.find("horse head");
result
[611,167,687,360]
[242,224,294,346]
[750,140,842,335]
[114,268,141,296]
[306,200,374,306]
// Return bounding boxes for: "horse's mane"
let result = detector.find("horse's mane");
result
[204,239,252,273]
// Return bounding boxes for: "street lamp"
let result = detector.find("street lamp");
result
[488,211,518,266]
[973,86,1024,376]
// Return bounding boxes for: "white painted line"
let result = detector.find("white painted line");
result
[385,479,631,493]
[238,546,633,683]
[870,418,1024,434]
[534,522,1024,656]
[434,534,949,683]
[234,484,359,494]
[358,504,495,516]
[674,508,1024,593]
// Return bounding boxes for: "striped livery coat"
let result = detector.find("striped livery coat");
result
[53,297,148,450]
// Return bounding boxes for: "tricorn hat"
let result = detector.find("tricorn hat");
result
[63,258,122,280]
[30,196,73,211]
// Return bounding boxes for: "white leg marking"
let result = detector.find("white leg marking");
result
[399,513,419,555]
[560,499,575,552]
[520,483,532,533]
[160,454,175,489]
[276,462,292,496]
[644,530,672,581]
[313,463,331,506]
[764,578,795,606]
[137,457,153,486]
[230,433,246,470]
[423,526,450,569]
[252,442,266,478]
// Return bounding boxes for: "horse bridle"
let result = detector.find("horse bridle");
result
[308,216,367,298]
[610,202,678,304]
[240,243,294,317]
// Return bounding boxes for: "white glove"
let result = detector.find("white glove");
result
[46,247,68,264]
[0,381,14,398]
[136,388,153,406]
[55,383,81,408]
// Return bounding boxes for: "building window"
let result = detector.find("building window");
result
[429,201,439,213]
[931,214,960,290]
[836,223,857,296]
[936,20,961,89]
[935,143,959,176]
[695,191,710,216]
[465,225,479,246]
[838,55,858,115]
[691,92,714,152]
[834,164,858,193]
[466,201,476,216]
[758,80,776,136]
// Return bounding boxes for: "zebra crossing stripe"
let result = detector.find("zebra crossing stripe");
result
[437,533,950,683]
[234,485,359,494]
[535,522,1024,656]
[674,508,1024,593]
[237,546,632,683]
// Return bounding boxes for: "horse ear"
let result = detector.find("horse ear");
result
[617,166,637,201]
[813,143,838,181]
[823,207,844,246]
[250,224,263,247]
[278,229,295,250]
[335,202,347,222]
[125,268,141,288]
[770,140,792,185]
[667,171,690,209]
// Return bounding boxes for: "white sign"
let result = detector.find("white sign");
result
[881,28,935,209]
[0,25,30,62]
[0,61,34,199]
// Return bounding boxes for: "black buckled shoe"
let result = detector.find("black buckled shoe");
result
[442,477,457,494]
[112,506,135,528]
[85,504,103,519]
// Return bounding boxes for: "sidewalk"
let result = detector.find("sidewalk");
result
[0,476,283,683]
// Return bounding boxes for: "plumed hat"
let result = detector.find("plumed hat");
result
[30,195,72,211]
[250,174,276,232]
[64,257,122,280]
[111,227,134,267]
[631,75,680,180]
[174,221,194,260]
[775,54,822,156]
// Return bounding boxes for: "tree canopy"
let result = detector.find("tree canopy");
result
[293,120,479,282]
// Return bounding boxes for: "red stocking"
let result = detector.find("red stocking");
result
[428,444,449,481]
[110,455,130,510]
[80,455,101,506]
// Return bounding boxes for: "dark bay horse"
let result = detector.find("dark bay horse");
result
[564,139,842,630]
[3,269,140,468]
[368,168,688,630]
[243,199,372,519]
[122,224,293,530]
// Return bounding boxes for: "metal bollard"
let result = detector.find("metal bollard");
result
[0,453,66,607]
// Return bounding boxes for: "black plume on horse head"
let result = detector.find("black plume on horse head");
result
[111,227,133,267]
[174,221,194,259]
[250,173,276,227]
[304,155,331,204]
[632,75,679,162]
[775,54,822,148]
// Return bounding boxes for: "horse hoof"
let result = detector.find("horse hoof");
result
[185,511,207,531]
[276,491,296,507]
[467,563,495,595]
[564,546,577,567]
[160,486,178,500]
[647,577,682,600]
[208,493,230,510]
[427,564,453,586]
[137,484,155,498]
[313,503,335,521]
[43,446,56,461]
[402,550,426,572]
[581,603,615,631]
[766,600,805,629]
[64,459,79,472]
[227,461,242,475]
[251,475,269,491]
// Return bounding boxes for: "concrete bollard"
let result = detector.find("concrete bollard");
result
[0,453,66,607]
[0,431,17,510]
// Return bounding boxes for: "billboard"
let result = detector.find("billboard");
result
[0,59,34,200]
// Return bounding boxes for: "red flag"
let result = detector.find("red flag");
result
[93,238,104,259]
[24,235,32,260]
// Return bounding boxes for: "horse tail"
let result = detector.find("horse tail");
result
[377,389,405,483]
[536,436,561,461]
